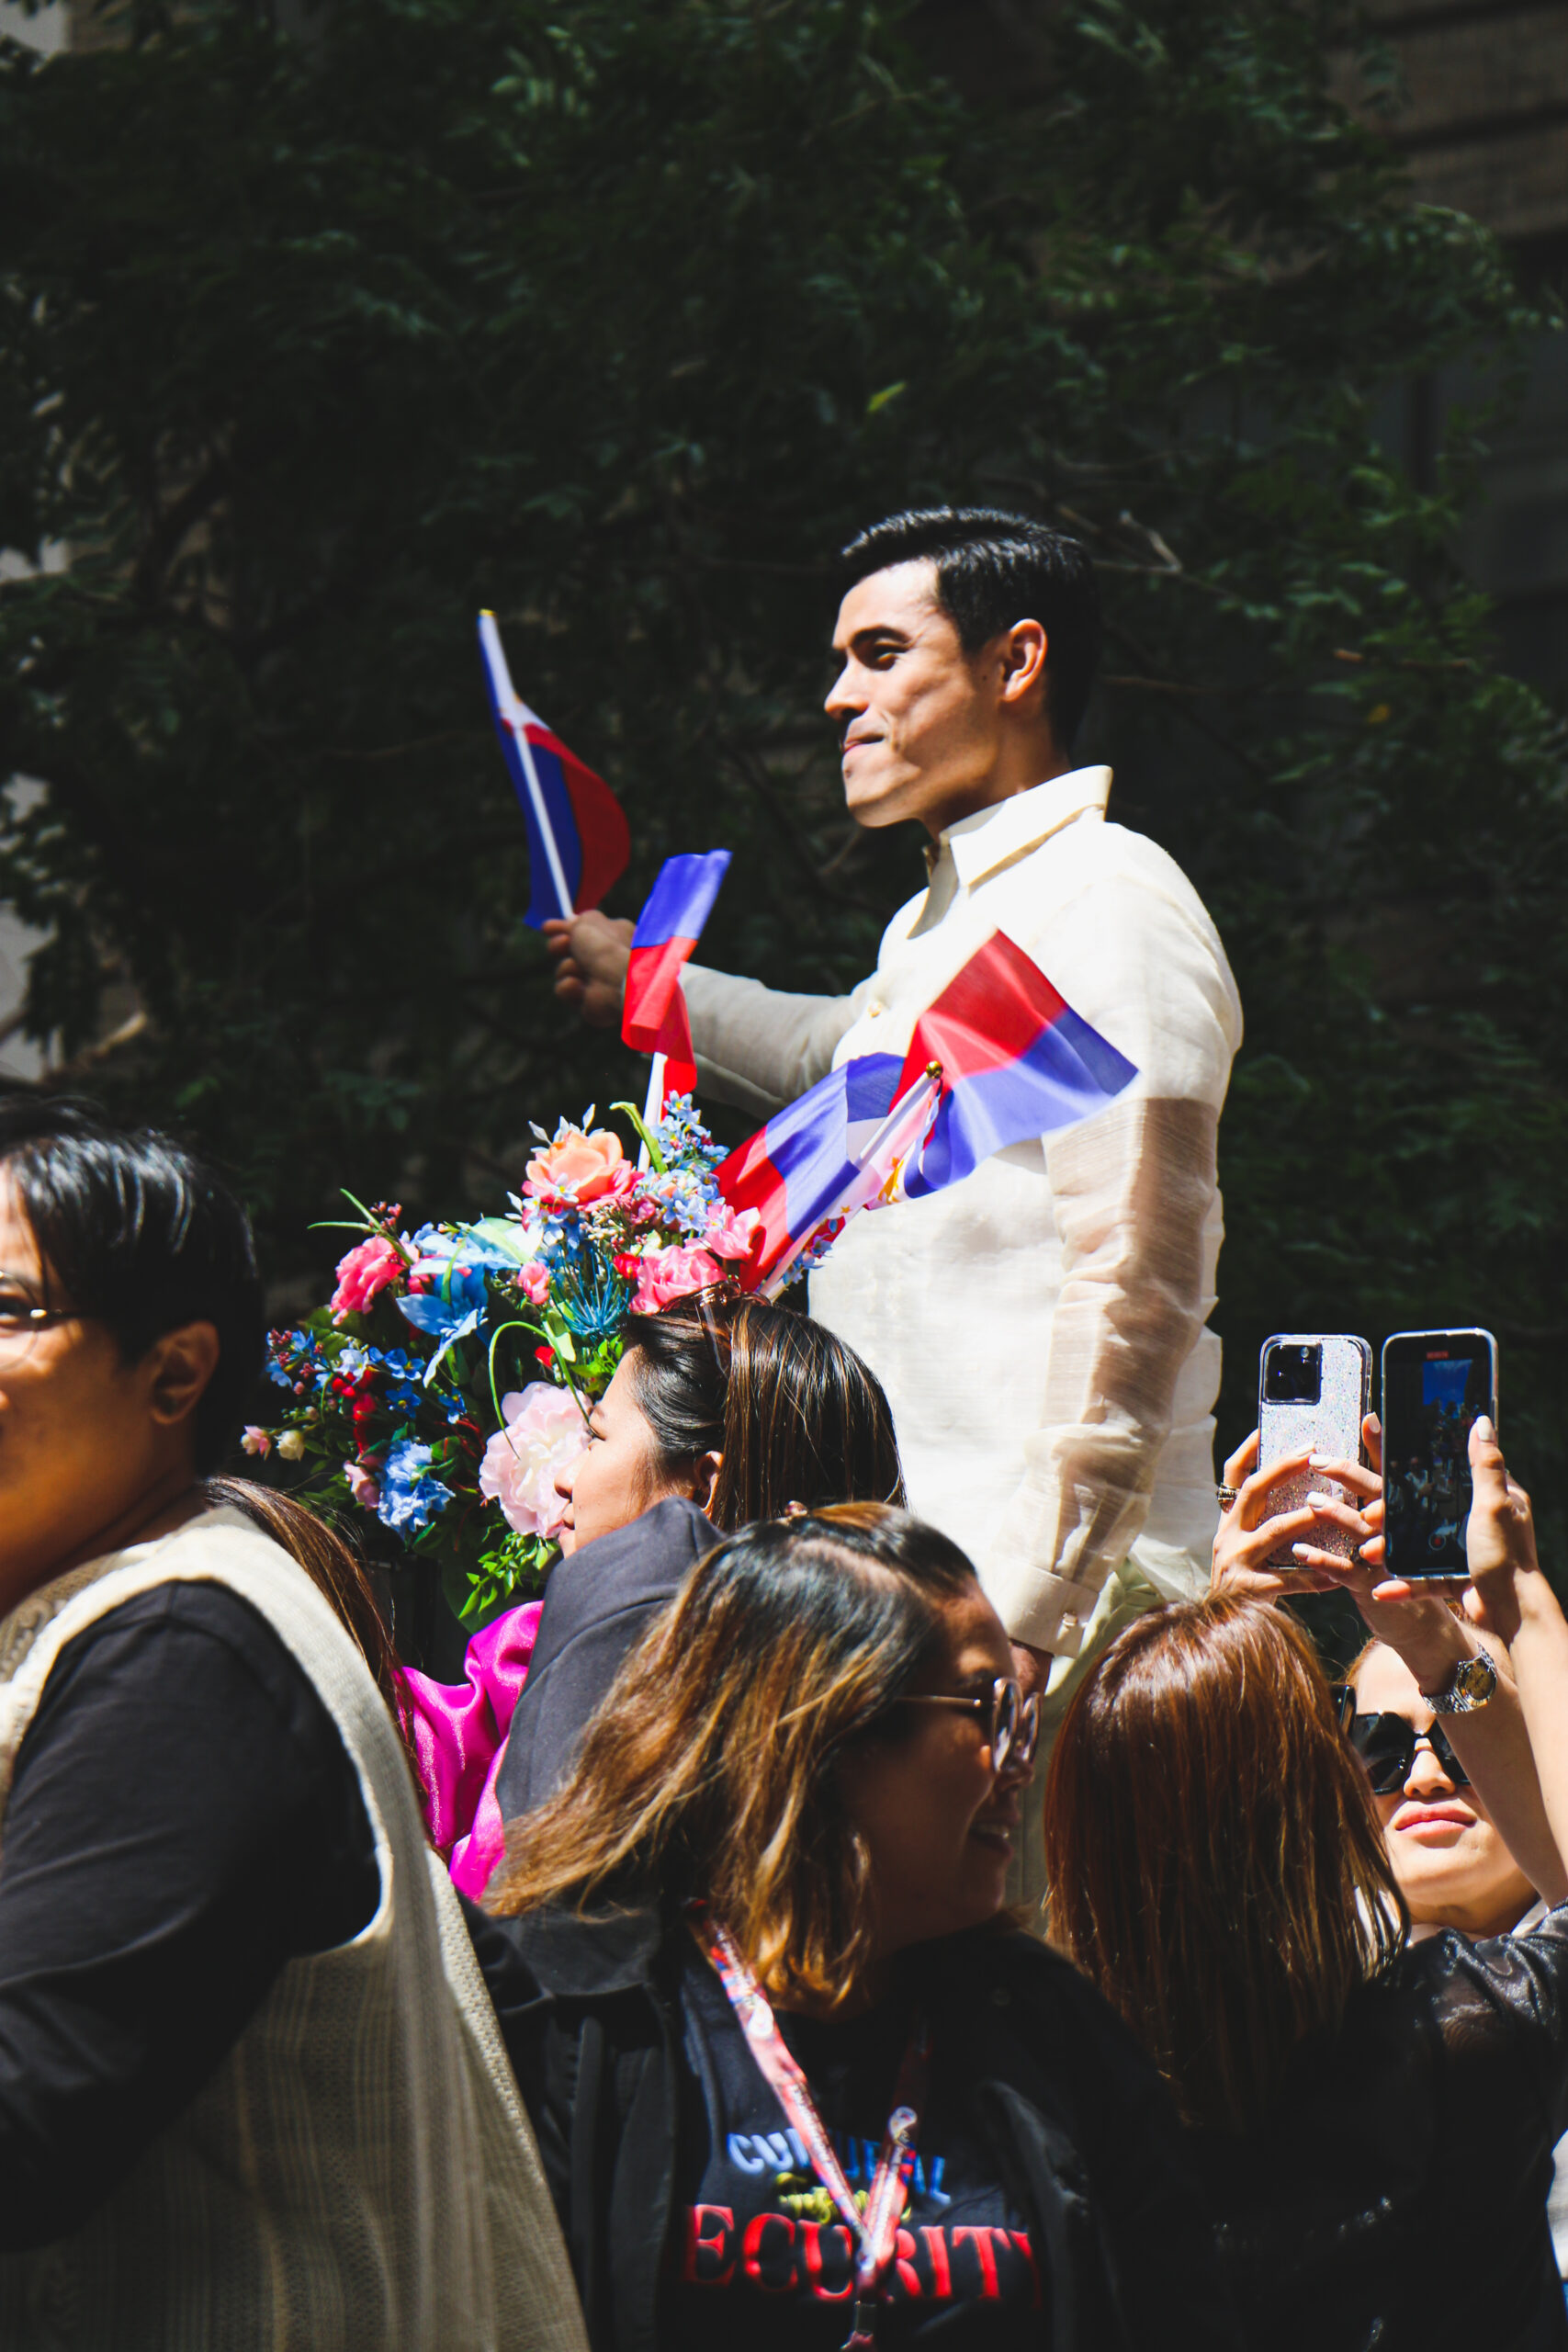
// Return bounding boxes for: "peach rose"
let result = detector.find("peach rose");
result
[524,1126,637,1210]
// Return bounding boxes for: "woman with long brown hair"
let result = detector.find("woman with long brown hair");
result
[1043,1417,1568,2350]
[468,1504,1238,2351]
[411,1293,904,1896]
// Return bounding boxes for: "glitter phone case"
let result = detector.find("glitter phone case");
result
[1258,1335,1373,1567]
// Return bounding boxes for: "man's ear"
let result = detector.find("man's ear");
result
[691,1451,723,1515]
[143,1320,221,1430]
[996,618,1049,712]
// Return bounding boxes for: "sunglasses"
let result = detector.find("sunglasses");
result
[899,1676,1042,1775]
[1328,1684,1470,1794]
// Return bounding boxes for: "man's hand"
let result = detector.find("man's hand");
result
[544,911,633,1028]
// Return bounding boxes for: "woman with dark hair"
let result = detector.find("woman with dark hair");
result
[468,1503,1239,2351]
[407,1292,905,1894]
[1042,1418,1568,2351]
[0,1098,582,2351]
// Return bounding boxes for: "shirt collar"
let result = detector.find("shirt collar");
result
[933,765,1111,888]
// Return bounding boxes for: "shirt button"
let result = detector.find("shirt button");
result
[990,1985,1010,2007]
[867,1001,885,1018]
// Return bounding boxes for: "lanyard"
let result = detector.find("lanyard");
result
[689,1909,929,2350]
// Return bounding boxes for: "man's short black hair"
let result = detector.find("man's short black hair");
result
[0,1097,264,1473]
[838,506,1101,747]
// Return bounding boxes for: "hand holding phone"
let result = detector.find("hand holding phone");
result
[1381,1329,1499,1580]
[1257,1335,1372,1567]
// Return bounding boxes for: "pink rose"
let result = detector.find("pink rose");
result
[240,1425,271,1458]
[524,1126,637,1209]
[520,1260,550,1306]
[344,1460,380,1510]
[479,1384,588,1539]
[630,1243,725,1315]
[703,1204,763,1262]
[331,1233,403,1322]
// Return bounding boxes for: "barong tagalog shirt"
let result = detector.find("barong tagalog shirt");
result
[682,766,1243,1656]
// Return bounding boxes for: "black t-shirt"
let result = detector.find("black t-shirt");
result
[0,1579,378,2249]
[669,1943,1041,2347]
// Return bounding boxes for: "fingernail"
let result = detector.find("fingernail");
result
[1292,1544,1312,1560]
[1305,1491,1333,1508]
[1308,1454,1335,1469]
[1475,1415,1495,1440]
[1368,1412,1382,1433]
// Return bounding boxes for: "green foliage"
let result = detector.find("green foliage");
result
[1,0,1564,1543]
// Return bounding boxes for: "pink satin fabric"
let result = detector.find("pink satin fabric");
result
[400,1600,542,1902]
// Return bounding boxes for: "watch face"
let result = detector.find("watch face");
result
[1455,1654,1495,1704]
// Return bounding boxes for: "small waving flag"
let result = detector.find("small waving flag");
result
[622,851,732,1101]
[715,1054,904,1291]
[899,930,1136,1195]
[479,612,629,928]
[715,929,1137,1291]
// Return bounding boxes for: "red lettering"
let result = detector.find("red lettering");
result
[682,2205,735,2287]
[1008,2229,1042,2311]
[920,2226,953,2299]
[742,2211,796,2294]
[953,2224,1001,2298]
[894,2226,923,2297]
[800,2220,854,2301]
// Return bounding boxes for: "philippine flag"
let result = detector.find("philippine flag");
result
[715,1055,906,1289]
[478,612,630,929]
[899,930,1136,1196]
[715,930,1136,1290]
[622,852,732,1098]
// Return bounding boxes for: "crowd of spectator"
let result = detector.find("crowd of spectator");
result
[0,1093,1563,2350]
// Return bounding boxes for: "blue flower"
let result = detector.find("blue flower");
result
[377,1437,453,1536]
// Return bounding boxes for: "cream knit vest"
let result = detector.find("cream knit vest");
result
[0,1507,587,2352]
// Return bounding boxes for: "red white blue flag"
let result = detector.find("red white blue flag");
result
[478,612,630,929]
[716,930,1136,1289]
[715,1053,908,1290]
[622,851,732,1099]
[898,931,1136,1195]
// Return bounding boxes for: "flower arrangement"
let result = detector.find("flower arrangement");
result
[250,1098,761,1627]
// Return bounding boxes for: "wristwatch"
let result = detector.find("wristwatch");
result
[1421,1650,1498,1716]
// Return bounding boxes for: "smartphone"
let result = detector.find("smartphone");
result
[1381,1329,1498,1579]
[1258,1335,1372,1566]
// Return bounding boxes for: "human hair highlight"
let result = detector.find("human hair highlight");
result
[838,505,1101,745]
[1042,1593,1407,2133]
[621,1293,904,1525]
[486,1504,975,2007]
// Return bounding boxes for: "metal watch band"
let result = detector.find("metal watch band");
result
[1422,1649,1498,1715]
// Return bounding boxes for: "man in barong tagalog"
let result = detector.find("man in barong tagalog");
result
[547,506,1241,1909]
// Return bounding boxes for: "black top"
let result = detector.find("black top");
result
[669,1939,1039,2346]
[495,1497,718,1819]
[1190,1906,1568,2350]
[465,1896,1243,2352]
[0,1579,378,2250]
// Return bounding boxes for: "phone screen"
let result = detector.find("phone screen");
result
[1382,1332,1496,1577]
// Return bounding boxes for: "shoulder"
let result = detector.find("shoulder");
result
[916,1925,1149,2063]
[43,1573,321,1732]
[534,1499,715,1656]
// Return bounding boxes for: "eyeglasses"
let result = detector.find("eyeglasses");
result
[898,1676,1042,1775]
[0,1276,89,1360]
[1328,1684,1470,1794]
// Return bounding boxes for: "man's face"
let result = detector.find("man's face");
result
[825,560,1005,835]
